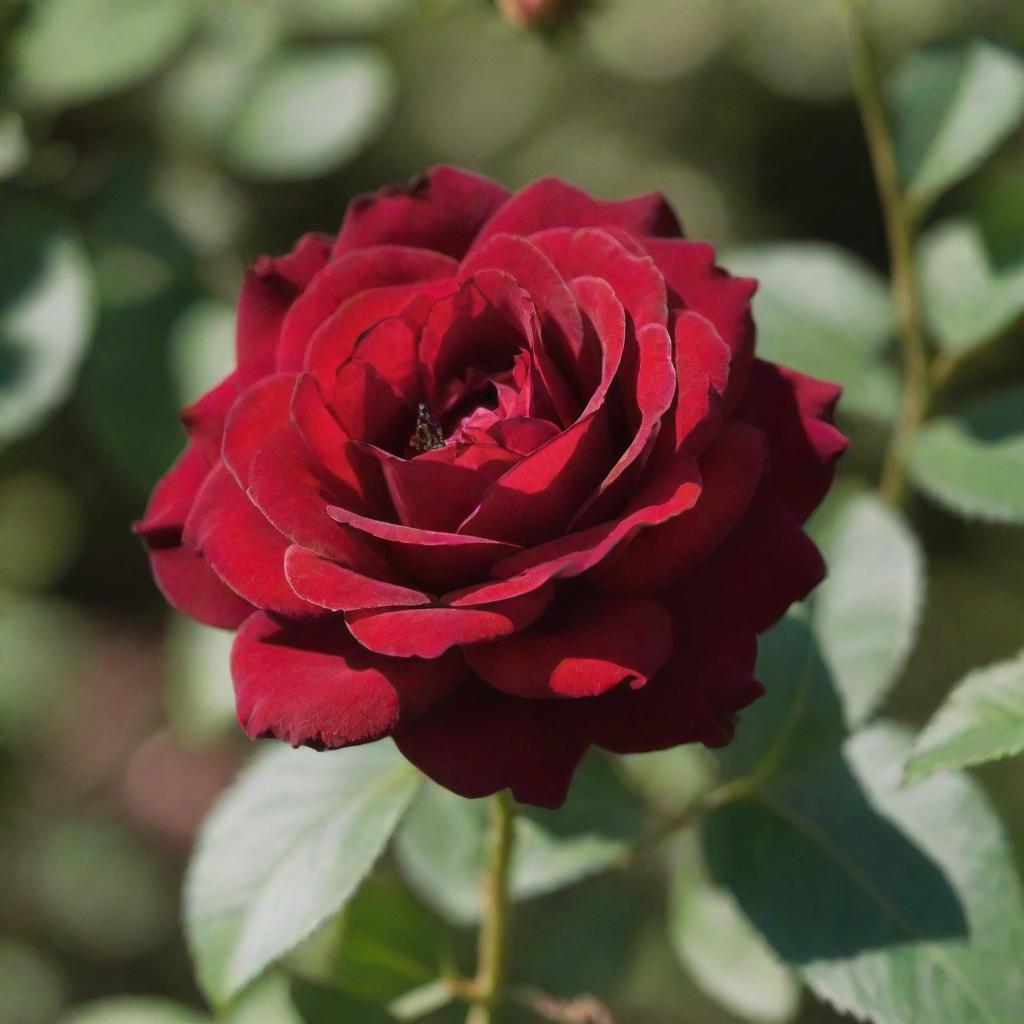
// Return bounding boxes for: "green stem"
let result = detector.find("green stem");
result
[466,790,517,1024]
[844,0,931,504]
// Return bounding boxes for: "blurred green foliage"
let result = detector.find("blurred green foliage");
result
[2,1,1024,1023]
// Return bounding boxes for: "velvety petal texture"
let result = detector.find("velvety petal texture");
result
[137,167,847,808]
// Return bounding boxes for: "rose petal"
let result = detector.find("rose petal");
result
[472,178,681,250]
[345,584,554,658]
[336,166,511,258]
[595,422,766,592]
[222,374,297,488]
[465,588,673,699]
[232,611,465,748]
[394,681,590,808]
[737,360,848,523]
[180,375,241,462]
[284,545,431,611]
[184,462,322,617]
[670,310,732,457]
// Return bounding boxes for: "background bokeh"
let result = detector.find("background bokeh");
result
[2,1,1024,1022]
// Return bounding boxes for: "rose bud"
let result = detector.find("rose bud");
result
[497,0,562,26]
[135,168,847,808]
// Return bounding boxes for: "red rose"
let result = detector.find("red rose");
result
[136,168,847,808]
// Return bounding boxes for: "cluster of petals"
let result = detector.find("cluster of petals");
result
[136,167,847,807]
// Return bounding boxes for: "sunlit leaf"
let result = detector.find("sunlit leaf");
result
[919,220,1024,355]
[907,388,1024,523]
[395,752,640,923]
[0,207,94,446]
[723,243,897,421]
[891,42,1024,209]
[813,493,924,727]
[708,723,1024,1024]
[224,48,396,181]
[185,743,420,1005]
[670,856,799,1023]
[10,0,197,109]
[906,649,1024,783]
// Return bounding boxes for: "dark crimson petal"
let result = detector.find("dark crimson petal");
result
[336,166,511,259]
[645,238,757,403]
[247,435,392,577]
[276,246,458,373]
[568,321,676,529]
[472,178,682,250]
[133,445,253,628]
[483,417,560,456]
[460,410,613,546]
[571,276,625,415]
[232,611,466,748]
[184,462,322,618]
[304,283,447,392]
[595,422,766,593]
[345,583,554,659]
[180,375,241,463]
[582,604,763,754]
[236,233,332,383]
[350,315,421,403]
[333,358,414,454]
[291,374,387,516]
[395,681,590,808]
[284,545,431,611]
[460,236,585,415]
[450,447,702,607]
[222,374,297,488]
[465,588,672,699]
[670,310,731,457]
[684,490,826,633]
[736,360,848,524]
[360,443,518,534]
[326,504,521,593]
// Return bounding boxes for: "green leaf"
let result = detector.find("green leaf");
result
[0,206,94,447]
[920,220,1024,355]
[224,48,395,181]
[11,0,197,109]
[185,743,420,1005]
[0,111,29,181]
[906,649,1024,783]
[813,493,924,727]
[723,243,897,421]
[706,723,1024,1024]
[670,854,799,1023]
[59,1000,208,1024]
[907,388,1024,523]
[891,42,1024,209]
[395,752,641,923]
[290,979,393,1024]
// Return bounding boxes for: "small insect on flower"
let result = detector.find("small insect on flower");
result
[410,402,446,453]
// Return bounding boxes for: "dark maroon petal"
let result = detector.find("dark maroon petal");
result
[247,436,392,577]
[646,238,757,402]
[737,360,848,524]
[133,445,253,628]
[455,447,702,605]
[582,603,762,754]
[460,236,584,415]
[569,320,676,529]
[670,310,732,457]
[596,422,766,592]
[394,680,590,807]
[483,417,560,456]
[184,462,322,617]
[465,588,672,699]
[360,443,518,533]
[336,166,511,259]
[472,178,682,250]
[333,358,414,453]
[276,246,458,373]
[222,374,297,488]
[684,490,826,632]
[461,410,612,545]
[345,583,554,659]
[180,375,241,463]
[232,611,466,748]
[236,233,332,382]
[284,545,431,611]
[571,276,625,414]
